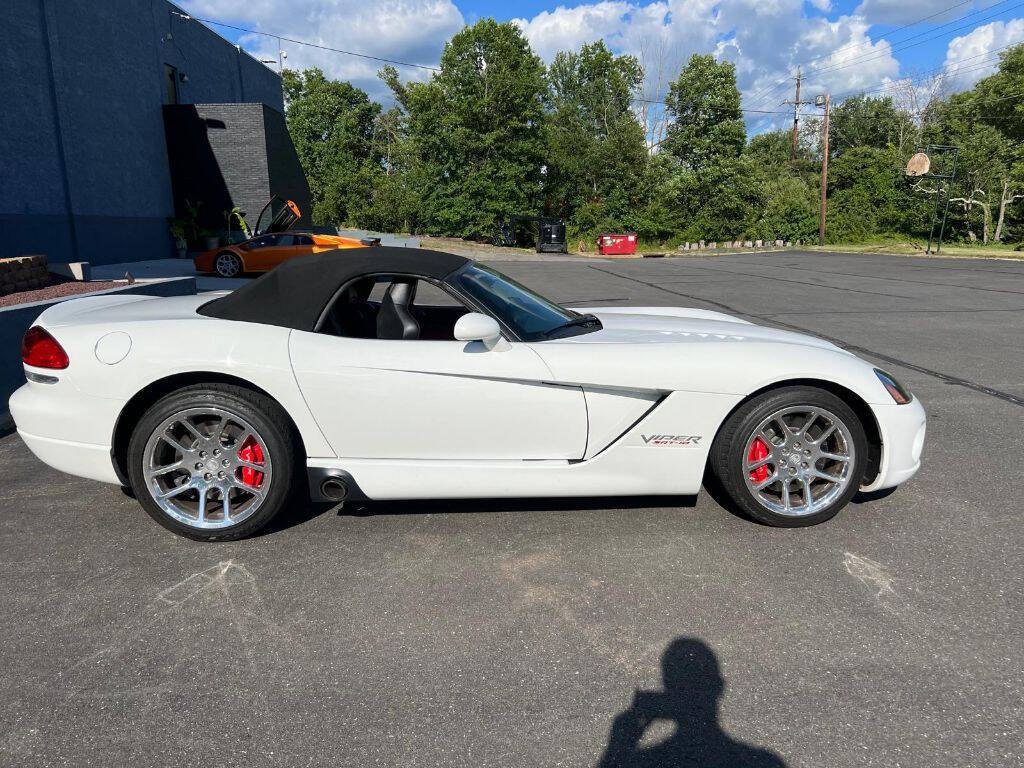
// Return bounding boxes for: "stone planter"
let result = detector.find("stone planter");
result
[0,255,49,297]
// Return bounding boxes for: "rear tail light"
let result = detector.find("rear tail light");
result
[22,326,69,369]
[875,369,911,404]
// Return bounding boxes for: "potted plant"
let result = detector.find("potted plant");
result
[168,219,188,258]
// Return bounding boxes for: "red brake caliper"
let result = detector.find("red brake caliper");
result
[237,435,265,488]
[748,437,770,483]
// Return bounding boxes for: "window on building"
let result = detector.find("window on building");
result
[164,64,179,105]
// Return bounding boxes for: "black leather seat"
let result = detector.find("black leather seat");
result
[377,280,420,340]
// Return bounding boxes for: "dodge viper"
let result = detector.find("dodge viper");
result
[10,247,925,540]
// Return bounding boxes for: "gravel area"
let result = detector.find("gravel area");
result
[0,279,123,308]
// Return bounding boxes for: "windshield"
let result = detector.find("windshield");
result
[454,263,597,341]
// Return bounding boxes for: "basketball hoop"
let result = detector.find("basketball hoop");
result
[906,153,931,177]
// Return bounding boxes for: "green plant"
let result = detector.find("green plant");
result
[182,199,203,245]
[224,207,251,239]
[167,218,187,245]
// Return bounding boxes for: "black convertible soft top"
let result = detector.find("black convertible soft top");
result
[198,246,470,331]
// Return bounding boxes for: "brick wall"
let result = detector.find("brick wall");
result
[163,103,311,232]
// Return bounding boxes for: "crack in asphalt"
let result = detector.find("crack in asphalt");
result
[588,264,1024,408]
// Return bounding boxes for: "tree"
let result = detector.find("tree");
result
[662,54,746,172]
[827,146,928,242]
[544,41,649,236]
[827,95,917,157]
[386,20,548,239]
[931,87,1022,243]
[283,68,380,225]
[973,44,1024,143]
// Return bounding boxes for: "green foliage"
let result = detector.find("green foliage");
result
[385,19,548,240]
[286,32,1024,248]
[828,95,916,156]
[827,146,930,242]
[284,67,381,226]
[545,41,650,237]
[663,54,746,172]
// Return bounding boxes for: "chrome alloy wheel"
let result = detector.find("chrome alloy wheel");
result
[142,407,272,530]
[742,405,856,517]
[214,253,241,277]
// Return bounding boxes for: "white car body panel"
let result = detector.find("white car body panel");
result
[9,290,925,502]
[289,330,588,460]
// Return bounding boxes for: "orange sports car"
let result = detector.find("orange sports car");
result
[194,197,378,278]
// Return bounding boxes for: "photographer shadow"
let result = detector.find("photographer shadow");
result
[598,638,786,768]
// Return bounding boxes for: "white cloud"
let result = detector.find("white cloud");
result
[179,0,464,101]
[854,0,979,26]
[942,18,1024,90]
[514,0,900,131]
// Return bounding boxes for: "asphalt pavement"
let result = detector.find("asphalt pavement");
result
[1,250,1022,767]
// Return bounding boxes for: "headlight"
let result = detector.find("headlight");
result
[874,369,912,404]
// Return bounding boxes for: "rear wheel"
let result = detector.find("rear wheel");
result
[127,384,296,540]
[709,386,866,526]
[213,251,243,278]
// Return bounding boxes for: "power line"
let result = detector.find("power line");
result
[800,0,1024,80]
[184,15,441,71]
[824,40,1021,102]
[744,0,987,105]
[633,39,1019,118]
[749,0,1022,108]
[183,8,1020,126]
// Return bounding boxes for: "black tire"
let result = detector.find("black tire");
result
[127,384,298,541]
[213,251,243,278]
[708,386,867,527]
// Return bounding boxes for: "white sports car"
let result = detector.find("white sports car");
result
[10,248,925,540]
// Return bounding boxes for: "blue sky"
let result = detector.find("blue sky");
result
[180,0,1024,132]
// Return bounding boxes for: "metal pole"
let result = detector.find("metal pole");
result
[926,186,939,254]
[935,149,957,254]
[819,93,830,247]
[791,68,801,162]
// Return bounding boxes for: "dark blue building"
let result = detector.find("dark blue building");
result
[0,0,309,265]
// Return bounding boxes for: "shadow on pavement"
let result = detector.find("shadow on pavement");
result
[337,494,698,517]
[598,638,787,768]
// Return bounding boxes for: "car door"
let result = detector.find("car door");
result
[241,234,291,271]
[288,278,588,461]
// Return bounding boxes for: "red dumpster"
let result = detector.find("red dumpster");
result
[597,233,638,255]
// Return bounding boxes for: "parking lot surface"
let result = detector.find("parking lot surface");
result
[2,250,1022,767]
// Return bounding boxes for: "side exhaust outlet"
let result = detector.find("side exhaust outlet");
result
[320,477,349,502]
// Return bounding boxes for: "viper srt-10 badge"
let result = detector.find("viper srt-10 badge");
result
[642,434,703,446]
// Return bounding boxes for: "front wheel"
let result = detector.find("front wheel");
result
[213,251,243,278]
[708,386,867,526]
[127,384,297,541]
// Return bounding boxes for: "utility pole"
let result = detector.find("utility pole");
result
[782,69,812,163]
[790,68,801,161]
[818,93,830,246]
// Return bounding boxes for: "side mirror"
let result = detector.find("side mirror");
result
[454,312,502,348]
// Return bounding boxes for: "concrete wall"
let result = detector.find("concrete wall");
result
[0,0,284,266]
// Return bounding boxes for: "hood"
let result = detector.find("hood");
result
[563,307,847,354]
